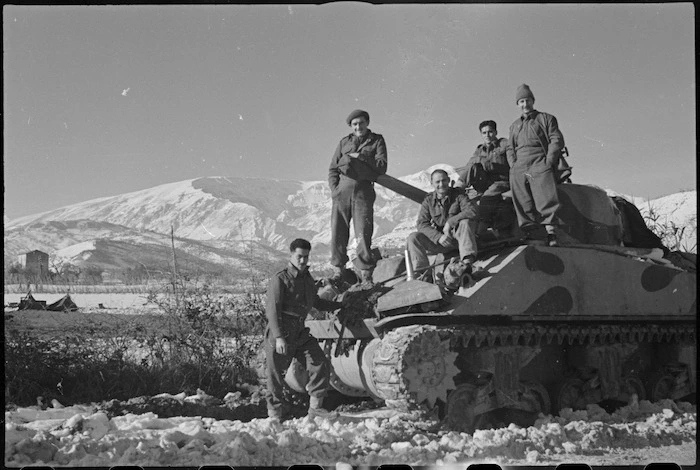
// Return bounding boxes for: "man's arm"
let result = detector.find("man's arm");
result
[265,275,285,339]
[489,139,511,176]
[544,114,565,168]
[374,135,388,175]
[446,194,479,228]
[313,295,342,312]
[506,123,517,167]
[457,148,482,186]
[350,134,388,181]
[328,142,342,194]
[416,197,443,243]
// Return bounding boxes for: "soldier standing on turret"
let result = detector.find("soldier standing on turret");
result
[507,84,564,246]
[328,109,388,284]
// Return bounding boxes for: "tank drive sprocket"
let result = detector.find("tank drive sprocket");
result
[370,325,460,409]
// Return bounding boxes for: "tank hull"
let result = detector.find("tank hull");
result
[296,243,696,429]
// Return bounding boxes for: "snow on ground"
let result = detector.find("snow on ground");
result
[4,395,695,467]
[3,293,152,310]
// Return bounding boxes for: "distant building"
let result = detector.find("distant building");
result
[101,271,124,285]
[17,250,49,277]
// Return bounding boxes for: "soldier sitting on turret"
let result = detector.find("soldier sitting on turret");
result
[456,120,516,239]
[406,169,480,284]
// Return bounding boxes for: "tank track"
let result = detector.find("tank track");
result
[370,323,696,410]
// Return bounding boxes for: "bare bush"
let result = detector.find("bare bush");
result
[5,280,267,407]
[642,204,697,253]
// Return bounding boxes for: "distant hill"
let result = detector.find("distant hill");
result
[4,167,696,281]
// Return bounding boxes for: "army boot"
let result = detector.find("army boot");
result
[330,266,346,281]
[307,396,339,419]
[545,225,559,247]
[359,269,374,284]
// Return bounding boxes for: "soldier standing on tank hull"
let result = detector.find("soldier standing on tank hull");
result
[507,84,564,247]
[264,238,342,421]
[328,109,388,284]
[457,120,514,238]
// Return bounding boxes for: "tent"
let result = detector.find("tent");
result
[17,292,47,311]
[46,294,79,312]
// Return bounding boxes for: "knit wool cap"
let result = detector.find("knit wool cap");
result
[515,84,535,103]
[346,109,370,126]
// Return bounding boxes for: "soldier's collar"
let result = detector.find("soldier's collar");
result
[286,262,308,278]
[348,130,373,140]
[521,110,538,120]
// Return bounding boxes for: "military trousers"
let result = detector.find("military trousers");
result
[264,315,330,417]
[509,161,560,229]
[331,180,376,270]
[406,218,478,273]
[474,181,515,232]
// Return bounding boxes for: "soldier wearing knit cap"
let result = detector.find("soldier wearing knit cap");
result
[328,109,388,282]
[515,83,535,103]
[506,84,564,246]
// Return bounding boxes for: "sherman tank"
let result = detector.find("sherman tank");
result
[285,172,696,431]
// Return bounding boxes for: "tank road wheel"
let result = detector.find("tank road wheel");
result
[552,378,586,413]
[520,381,551,415]
[402,329,460,409]
[445,383,491,433]
[497,381,551,429]
[647,372,676,402]
[621,376,646,404]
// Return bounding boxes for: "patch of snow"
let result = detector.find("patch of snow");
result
[3,398,696,466]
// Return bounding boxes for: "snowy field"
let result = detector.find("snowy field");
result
[4,292,155,311]
[4,394,696,467]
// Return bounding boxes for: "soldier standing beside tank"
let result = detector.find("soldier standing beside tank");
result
[264,238,342,421]
[457,120,513,237]
[406,169,480,283]
[328,109,387,284]
[507,84,564,247]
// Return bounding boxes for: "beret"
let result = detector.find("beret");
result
[346,109,370,126]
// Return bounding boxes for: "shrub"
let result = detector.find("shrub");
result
[642,204,697,253]
[4,280,268,407]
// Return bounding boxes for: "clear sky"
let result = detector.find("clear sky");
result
[3,3,696,220]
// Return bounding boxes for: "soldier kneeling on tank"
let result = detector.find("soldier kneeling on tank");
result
[406,169,480,289]
[264,238,343,421]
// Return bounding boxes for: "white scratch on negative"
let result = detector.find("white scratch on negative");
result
[584,135,604,147]
[200,224,215,237]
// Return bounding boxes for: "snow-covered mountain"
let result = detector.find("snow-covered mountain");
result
[4,166,696,279]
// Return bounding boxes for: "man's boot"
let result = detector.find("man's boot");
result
[359,269,374,284]
[330,266,343,280]
[307,395,338,419]
[545,226,558,247]
[267,405,290,422]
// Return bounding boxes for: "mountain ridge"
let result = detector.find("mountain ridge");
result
[4,166,696,280]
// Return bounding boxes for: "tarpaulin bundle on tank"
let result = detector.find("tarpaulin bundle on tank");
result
[46,293,79,312]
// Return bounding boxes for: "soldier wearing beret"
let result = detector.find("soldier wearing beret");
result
[328,109,388,283]
[506,84,564,246]
[264,238,342,420]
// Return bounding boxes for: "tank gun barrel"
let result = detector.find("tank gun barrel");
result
[375,165,468,203]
